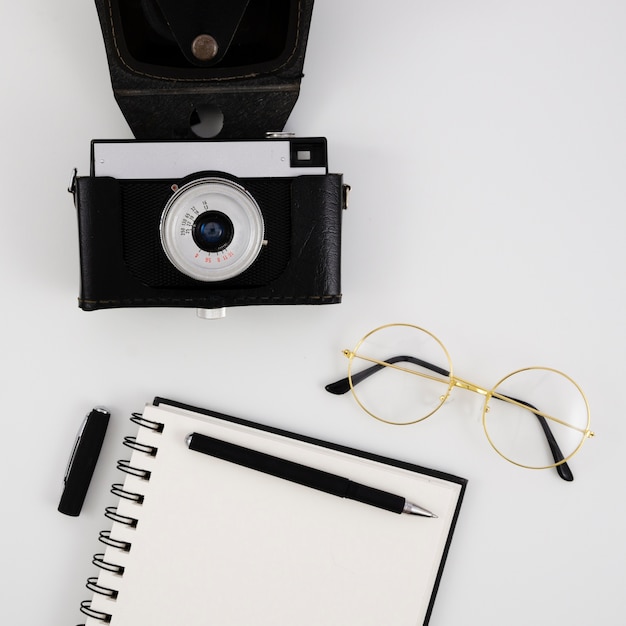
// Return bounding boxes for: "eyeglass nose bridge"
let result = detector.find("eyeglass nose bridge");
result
[452,377,490,397]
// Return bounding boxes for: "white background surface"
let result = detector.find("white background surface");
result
[1,1,624,624]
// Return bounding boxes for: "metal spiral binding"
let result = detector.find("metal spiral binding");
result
[79,412,165,623]
[123,435,158,456]
[130,411,165,432]
[99,529,131,552]
[86,576,119,599]
[93,552,125,575]
[116,458,152,480]
[111,482,145,504]
[80,599,111,623]
[104,506,139,528]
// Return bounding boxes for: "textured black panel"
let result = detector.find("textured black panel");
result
[119,177,292,288]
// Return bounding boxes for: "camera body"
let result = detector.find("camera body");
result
[72,136,345,316]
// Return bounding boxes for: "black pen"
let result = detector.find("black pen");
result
[58,407,110,516]
[186,432,436,518]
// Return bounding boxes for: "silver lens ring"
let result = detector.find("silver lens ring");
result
[160,177,265,282]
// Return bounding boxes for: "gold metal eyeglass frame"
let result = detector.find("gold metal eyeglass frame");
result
[326,323,594,482]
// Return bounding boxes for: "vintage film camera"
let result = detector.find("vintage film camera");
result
[70,0,347,317]
[72,136,345,317]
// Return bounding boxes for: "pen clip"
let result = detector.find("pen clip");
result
[64,415,88,484]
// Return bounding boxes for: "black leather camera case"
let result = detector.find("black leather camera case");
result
[73,172,343,312]
[94,0,315,139]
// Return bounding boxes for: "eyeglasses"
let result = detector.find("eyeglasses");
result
[325,323,593,482]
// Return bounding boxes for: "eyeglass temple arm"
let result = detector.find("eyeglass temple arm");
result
[325,355,574,482]
[495,394,573,482]
[324,356,450,395]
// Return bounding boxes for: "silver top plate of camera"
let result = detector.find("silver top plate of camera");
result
[91,139,328,179]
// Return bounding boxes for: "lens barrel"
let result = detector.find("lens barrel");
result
[160,177,265,282]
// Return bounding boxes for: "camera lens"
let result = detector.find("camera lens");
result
[160,177,265,282]
[192,211,234,252]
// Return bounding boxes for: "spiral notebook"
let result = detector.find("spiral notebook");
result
[78,397,466,626]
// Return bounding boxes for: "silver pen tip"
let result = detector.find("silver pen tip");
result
[403,501,437,518]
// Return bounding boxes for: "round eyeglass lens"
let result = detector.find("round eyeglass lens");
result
[348,324,453,425]
[482,367,590,469]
